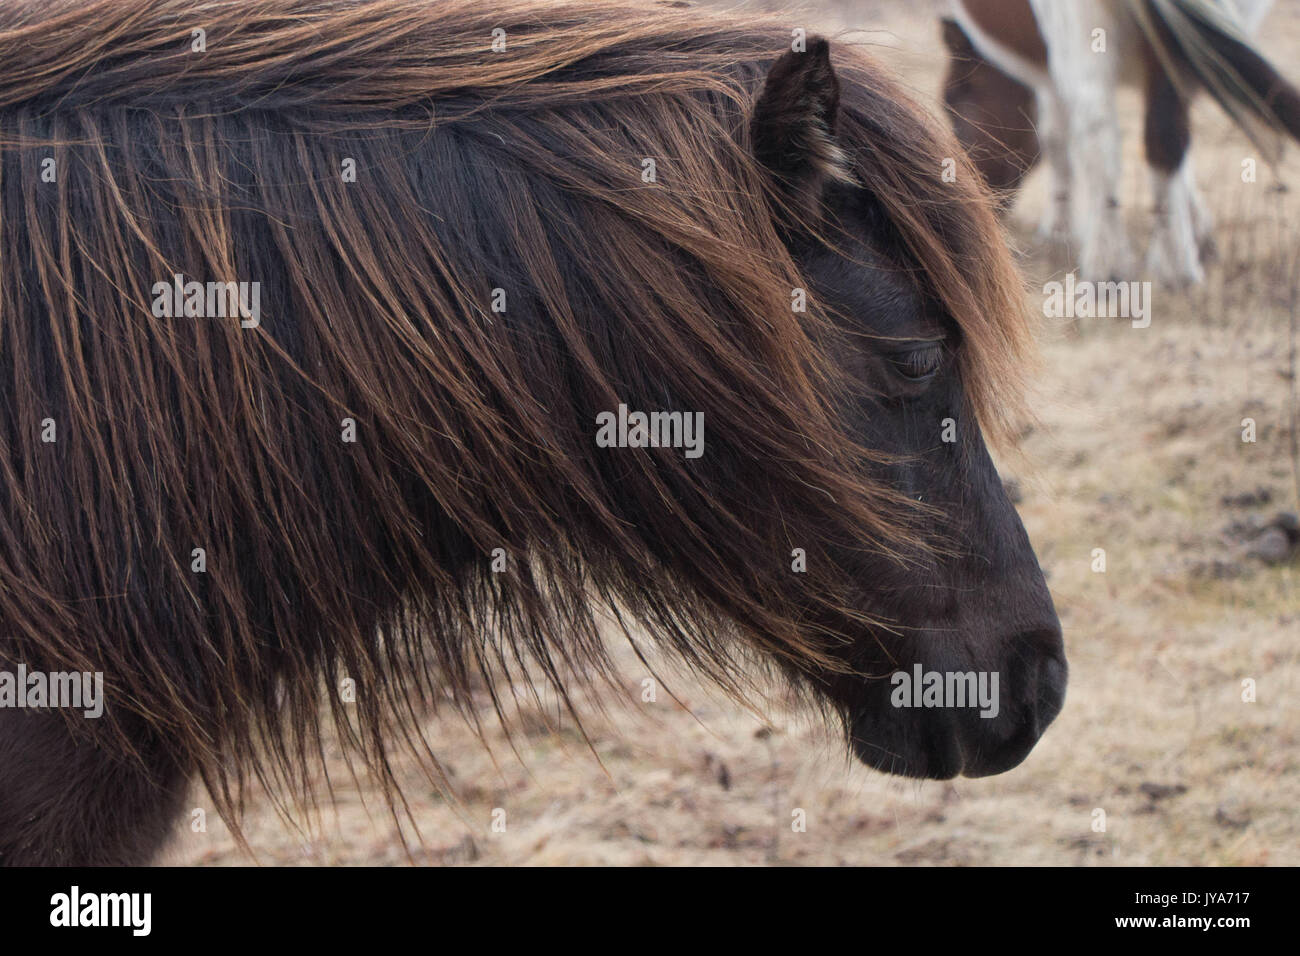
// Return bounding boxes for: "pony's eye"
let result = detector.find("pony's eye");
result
[887,344,944,383]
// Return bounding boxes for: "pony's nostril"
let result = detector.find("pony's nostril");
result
[1036,652,1068,730]
[956,633,1067,778]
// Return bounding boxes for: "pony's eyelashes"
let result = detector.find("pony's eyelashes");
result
[886,343,945,383]
[874,340,948,397]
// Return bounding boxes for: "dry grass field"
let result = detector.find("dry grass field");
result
[168,0,1299,866]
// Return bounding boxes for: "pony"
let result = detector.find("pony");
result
[944,0,1300,284]
[0,0,1065,865]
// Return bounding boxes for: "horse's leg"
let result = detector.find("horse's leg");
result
[1143,65,1203,285]
[1030,0,1131,280]
[1187,163,1217,263]
[0,709,190,865]
[1034,85,1072,242]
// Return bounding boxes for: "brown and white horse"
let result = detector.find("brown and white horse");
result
[945,0,1298,285]
[940,16,1040,205]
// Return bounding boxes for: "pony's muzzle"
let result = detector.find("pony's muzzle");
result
[849,627,1067,780]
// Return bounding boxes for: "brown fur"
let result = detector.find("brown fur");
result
[956,0,1047,68]
[941,17,1040,200]
[0,0,1032,860]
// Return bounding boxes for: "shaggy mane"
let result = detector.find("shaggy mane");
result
[0,0,1032,846]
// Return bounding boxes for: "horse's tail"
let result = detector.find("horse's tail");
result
[1131,0,1300,155]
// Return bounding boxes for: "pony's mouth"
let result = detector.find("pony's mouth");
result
[847,629,1067,779]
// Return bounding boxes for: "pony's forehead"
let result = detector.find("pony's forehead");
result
[801,223,948,343]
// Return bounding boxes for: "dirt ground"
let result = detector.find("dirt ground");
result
[167,0,1300,866]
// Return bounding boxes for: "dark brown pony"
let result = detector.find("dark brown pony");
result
[0,0,1064,864]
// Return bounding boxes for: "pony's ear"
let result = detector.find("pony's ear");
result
[751,38,854,199]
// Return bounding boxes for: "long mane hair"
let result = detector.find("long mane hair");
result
[0,0,1032,842]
